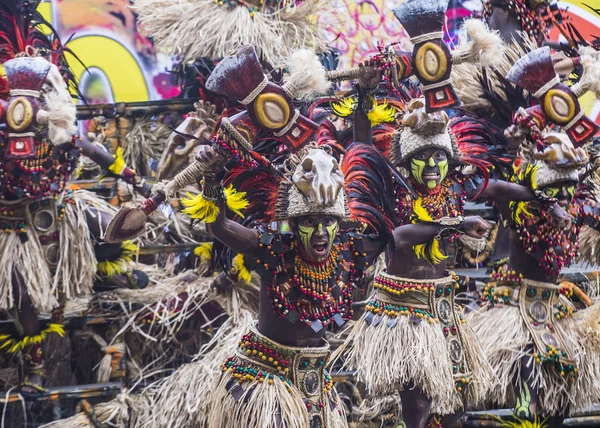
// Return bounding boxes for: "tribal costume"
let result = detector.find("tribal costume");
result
[345,98,493,417]
[0,1,145,396]
[468,46,600,423]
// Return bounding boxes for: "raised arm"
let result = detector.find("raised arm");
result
[195,145,260,258]
[469,179,535,203]
[393,216,490,250]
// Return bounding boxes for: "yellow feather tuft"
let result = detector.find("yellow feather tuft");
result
[232,254,252,285]
[413,198,433,222]
[194,243,213,265]
[181,192,220,223]
[97,240,138,278]
[367,100,396,125]
[331,97,356,118]
[0,324,65,354]
[108,147,127,175]
[224,185,249,218]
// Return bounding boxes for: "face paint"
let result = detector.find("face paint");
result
[411,158,426,185]
[543,187,559,198]
[298,224,314,252]
[567,185,575,199]
[438,159,448,182]
[326,221,339,244]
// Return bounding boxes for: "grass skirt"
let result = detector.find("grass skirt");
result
[468,280,600,415]
[343,274,492,415]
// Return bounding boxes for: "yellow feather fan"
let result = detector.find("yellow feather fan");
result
[0,323,65,354]
[194,243,213,265]
[97,241,138,278]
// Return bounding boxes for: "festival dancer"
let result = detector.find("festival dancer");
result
[468,46,600,427]
[341,90,574,428]
[0,2,146,397]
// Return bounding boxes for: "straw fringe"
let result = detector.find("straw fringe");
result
[0,229,57,312]
[344,314,454,403]
[468,304,600,415]
[206,374,307,428]
[133,0,326,65]
[130,275,261,427]
[577,225,600,267]
[54,193,97,299]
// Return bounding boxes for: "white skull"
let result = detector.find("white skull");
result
[292,149,344,206]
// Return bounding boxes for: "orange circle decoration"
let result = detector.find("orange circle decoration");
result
[414,42,447,83]
[254,93,291,130]
[6,96,34,132]
[543,89,575,125]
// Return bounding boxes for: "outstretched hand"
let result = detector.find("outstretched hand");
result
[358,59,384,91]
[461,216,490,239]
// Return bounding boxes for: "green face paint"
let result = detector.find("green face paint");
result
[567,185,575,199]
[326,221,339,244]
[298,224,314,252]
[543,187,559,198]
[411,158,426,185]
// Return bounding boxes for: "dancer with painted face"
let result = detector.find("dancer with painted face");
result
[342,94,564,428]
[468,46,600,427]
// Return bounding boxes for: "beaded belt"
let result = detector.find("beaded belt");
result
[365,272,472,391]
[222,325,333,427]
[485,275,578,378]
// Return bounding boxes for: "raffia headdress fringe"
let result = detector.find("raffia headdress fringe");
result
[133,0,326,65]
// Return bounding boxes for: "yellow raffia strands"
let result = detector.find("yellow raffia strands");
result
[108,147,127,175]
[0,324,65,354]
[181,192,220,223]
[223,185,249,218]
[97,241,138,278]
[331,97,356,118]
[367,100,396,126]
[412,198,448,264]
[232,254,252,285]
[194,243,213,264]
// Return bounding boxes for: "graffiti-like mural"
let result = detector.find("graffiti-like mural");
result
[36,0,600,123]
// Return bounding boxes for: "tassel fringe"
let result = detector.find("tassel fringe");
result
[0,323,65,354]
[181,185,248,223]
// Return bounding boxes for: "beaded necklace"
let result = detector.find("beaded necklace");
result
[514,202,581,278]
[0,135,77,201]
[395,177,466,224]
[267,241,353,329]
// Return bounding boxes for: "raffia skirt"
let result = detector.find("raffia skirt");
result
[344,272,492,415]
[0,190,101,313]
[468,277,600,415]
[205,325,348,428]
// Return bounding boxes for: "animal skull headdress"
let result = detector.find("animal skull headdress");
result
[275,145,348,220]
